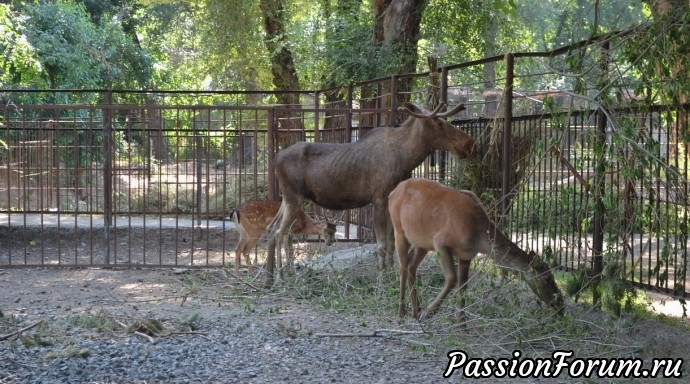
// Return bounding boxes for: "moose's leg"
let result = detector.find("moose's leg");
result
[421,247,457,319]
[272,201,302,282]
[265,204,286,287]
[394,231,411,318]
[285,232,295,270]
[384,213,396,267]
[373,198,394,269]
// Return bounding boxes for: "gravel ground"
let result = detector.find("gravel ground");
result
[0,267,457,384]
[1,264,689,383]
[1,311,440,383]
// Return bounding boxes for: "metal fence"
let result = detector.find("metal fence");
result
[1,30,688,297]
[454,106,689,298]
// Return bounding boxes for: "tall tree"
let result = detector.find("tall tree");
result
[259,0,303,147]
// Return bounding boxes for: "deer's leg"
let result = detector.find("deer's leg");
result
[243,237,260,271]
[394,231,411,318]
[373,198,393,270]
[456,258,471,320]
[234,226,251,274]
[422,247,456,319]
[234,239,247,275]
[408,247,427,319]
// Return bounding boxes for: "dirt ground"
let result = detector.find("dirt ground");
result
[1,249,690,382]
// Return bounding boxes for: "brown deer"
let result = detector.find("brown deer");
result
[230,200,336,274]
[388,178,565,319]
[265,103,474,286]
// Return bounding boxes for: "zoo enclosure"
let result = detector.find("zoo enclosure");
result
[1,30,687,297]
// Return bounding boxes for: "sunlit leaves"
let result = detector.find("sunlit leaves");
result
[6,1,151,89]
[0,4,44,87]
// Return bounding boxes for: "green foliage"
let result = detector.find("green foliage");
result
[66,311,120,332]
[0,4,44,87]
[622,6,690,105]
[1,1,149,90]
[307,0,382,86]
[176,311,202,331]
[1,1,652,93]
[564,264,646,317]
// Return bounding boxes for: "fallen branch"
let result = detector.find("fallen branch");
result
[110,317,129,330]
[109,314,157,343]
[225,269,261,292]
[166,331,211,341]
[0,320,44,341]
[314,329,426,338]
[133,330,156,344]
[550,146,591,192]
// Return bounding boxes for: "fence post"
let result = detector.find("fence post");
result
[267,108,277,201]
[194,116,203,227]
[103,90,113,265]
[390,75,398,125]
[346,85,353,143]
[314,91,320,142]
[592,41,610,305]
[500,53,515,227]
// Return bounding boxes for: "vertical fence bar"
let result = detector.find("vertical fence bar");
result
[439,66,449,183]
[346,85,353,144]
[500,53,515,226]
[103,91,113,265]
[267,108,276,201]
[345,86,353,239]
[314,91,321,142]
[674,105,690,297]
[376,82,383,127]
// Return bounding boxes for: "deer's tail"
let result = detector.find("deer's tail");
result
[229,208,240,224]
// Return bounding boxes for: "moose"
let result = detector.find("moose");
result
[265,102,474,285]
[229,200,336,274]
[388,178,565,319]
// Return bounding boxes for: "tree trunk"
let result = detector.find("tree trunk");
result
[372,0,426,125]
[146,97,170,164]
[259,0,303,148]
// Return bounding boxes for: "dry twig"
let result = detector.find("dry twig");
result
[0,320,44,341]
[314,329,426,338]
